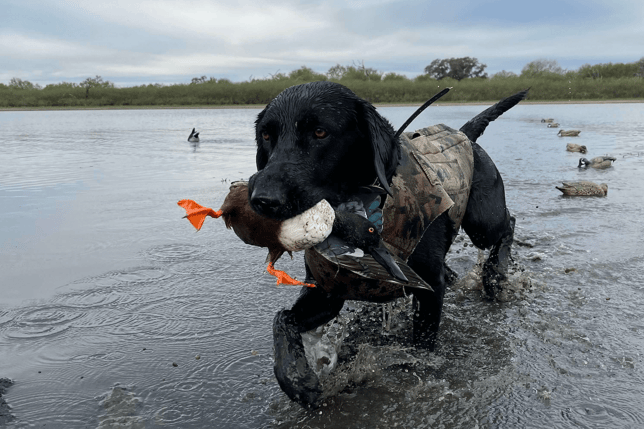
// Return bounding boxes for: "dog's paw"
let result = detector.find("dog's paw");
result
[273,310,323,407]
[482,254,510,299]
[482,262,508,299]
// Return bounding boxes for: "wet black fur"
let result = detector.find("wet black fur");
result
[248,81,525,407]
[249,82,399,219]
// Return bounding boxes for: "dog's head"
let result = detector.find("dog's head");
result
[248,81,400,220]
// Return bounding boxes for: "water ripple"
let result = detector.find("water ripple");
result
[143,243,207,263]
[7,307,83,340]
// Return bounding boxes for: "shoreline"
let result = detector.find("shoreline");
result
[1,99,642,112]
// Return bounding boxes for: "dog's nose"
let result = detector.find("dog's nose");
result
[250,189,283,215]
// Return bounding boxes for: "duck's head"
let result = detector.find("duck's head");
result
[333,210,408,282]
[578,158,590,168]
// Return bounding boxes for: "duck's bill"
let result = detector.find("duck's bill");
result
[369,244,409,283]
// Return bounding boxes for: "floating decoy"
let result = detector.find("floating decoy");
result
[558,129,581,137]
[556,181,608,196]
[547,123,560,128]
[188,128,200,142]
[566,143,587,154]
[178,182,407,286]
[578,156,616,169]
[541,118,555,123]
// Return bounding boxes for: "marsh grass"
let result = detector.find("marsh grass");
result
[1,75,642,109]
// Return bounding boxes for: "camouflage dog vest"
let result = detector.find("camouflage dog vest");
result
[305,124,474,300]
[382,123,474,261]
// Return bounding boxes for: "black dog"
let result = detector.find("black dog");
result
[248,81,526,406]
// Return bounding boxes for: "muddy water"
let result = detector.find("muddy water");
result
[0,103,643,428]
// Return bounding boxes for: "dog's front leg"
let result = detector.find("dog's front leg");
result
[273,279,345,407]
[273,309,322,407]
[410,274,446,351]
[406,213,454,350]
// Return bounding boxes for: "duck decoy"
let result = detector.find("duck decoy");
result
[541,118,555,123]
[177,182,408,287]
[558,129,581,137]
[556,181,608,196]
[547,123,560,128]
[578,156,616,169]
[566,143,587,154]
[188,128,200,142]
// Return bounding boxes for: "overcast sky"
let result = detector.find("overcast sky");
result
[2,0,642,87]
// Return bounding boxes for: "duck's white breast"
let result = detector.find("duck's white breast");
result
[278,199,335,252]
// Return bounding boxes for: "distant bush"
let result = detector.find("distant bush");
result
[9,77,42,90]
[382,72,409,82]
[1,59,643,109]
[423,57,488,81]
[577,62,639,79]
[521,59,565,78]
[327,62,382,81]
[491,70,518,79]
[289,66,327,82]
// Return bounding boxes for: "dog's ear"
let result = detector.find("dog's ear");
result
[359,101,399,196]
[255,108,269,170]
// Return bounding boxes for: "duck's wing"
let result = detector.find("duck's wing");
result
[324,252,432,291]
[460,88,529,142]
[555,185,569,194]
[557,181,599,195]
[556,182,576,193]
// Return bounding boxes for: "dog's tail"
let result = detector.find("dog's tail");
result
[459,88,529,143]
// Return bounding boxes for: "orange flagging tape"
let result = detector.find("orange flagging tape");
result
[266,262,316,288]
[177,199,222,230]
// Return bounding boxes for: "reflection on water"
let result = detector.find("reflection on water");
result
[1,104,644,428]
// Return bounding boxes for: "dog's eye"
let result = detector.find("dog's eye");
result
[261,131,270,141]
[314,128,327,139]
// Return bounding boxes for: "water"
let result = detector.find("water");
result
[0,102,643,428]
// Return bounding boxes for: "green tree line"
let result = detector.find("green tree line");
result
[1,58,643,109]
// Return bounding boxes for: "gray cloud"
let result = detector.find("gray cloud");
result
[2,0,642,86]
